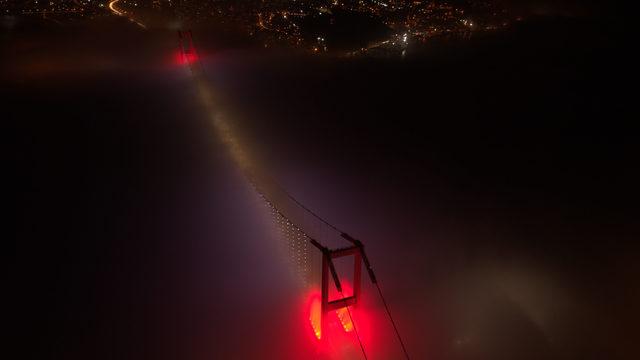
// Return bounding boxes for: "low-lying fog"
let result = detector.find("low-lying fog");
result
[7,15,638,360]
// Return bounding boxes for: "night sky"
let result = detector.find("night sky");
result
[6,2,638,360]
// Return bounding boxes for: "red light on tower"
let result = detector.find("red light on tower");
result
[307,239,363,342]
[177,30,199,66]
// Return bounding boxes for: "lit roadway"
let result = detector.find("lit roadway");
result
[108,0,147,29]
[108,0,123,16]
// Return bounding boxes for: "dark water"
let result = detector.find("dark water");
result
[7,15,638,360]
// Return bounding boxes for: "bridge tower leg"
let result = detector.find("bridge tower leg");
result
[313,241,363,339]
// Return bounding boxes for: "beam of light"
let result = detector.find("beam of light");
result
[131,18,147,29]
[336,307,354,333]
[309,295,322,340]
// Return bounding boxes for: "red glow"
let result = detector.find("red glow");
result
[329,278,354,302]
[305,285,366,341]
[302,288,380,358]
[308,293,355,340]
[175,51,199,66]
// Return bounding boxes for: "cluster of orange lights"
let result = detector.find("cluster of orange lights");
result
[309,296,322,339]
[336,308,355,333]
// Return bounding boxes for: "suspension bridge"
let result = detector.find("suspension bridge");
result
[177,30,410,360]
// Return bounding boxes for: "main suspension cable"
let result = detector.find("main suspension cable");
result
[340,290,368,360]
[375,281,411,359]
[268,176,345,234]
